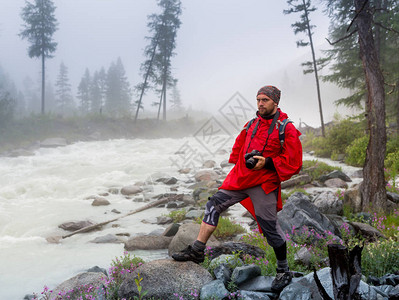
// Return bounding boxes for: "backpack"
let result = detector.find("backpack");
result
[245,117,293,147]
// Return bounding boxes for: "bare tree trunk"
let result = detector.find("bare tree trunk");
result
[134,38,158,122]
[157,90,163,120]
[327,244,363,300]
[303,0,325,137]
[41,52,45,114]
[355,0,387,211]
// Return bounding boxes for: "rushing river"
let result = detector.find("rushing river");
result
[0,137,362,299]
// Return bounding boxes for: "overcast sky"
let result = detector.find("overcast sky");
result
[0,0,356,127]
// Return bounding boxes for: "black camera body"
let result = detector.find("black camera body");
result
[244,150,262,169]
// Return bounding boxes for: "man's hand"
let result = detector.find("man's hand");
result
[252,156,265,170]
[253,156,275,171]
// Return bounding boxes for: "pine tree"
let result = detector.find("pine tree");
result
[19,0,58,114]
[55,62,74,115]
[284,0,326,136]
[135,0,182,121]
[77,68,91,115]
[90,71,102,114]
[104,58,131,117]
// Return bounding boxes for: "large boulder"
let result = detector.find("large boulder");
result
[168,223,220,256]
[50,272,106,300]
[344,183,363,213]
[118,259,213,300]
[324,178,348,189]
[125,235,173,250]
[207,242,266,260]
[194,170,219,182]
[279,267,333,300]
[120,185,143,196]
[319,170,352,183]
[278,193,336,237]
[313,191,343,215]
[281,174,312,189]
[350,221,386,242]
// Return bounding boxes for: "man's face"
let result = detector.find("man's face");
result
[257,94,277,116]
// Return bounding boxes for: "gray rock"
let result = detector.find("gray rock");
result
[111,208,121,214]
[203,160,216,168]
[357,280,379,300]
[350,221,386,242]
[279,281,313,300]
[388,285,399,299]
[280,267,333,300]
[58,220,96,232]
[162,223,180,237]
[118,259,213,300]
[238,275,274,292]
[387,191,399,204]
[281,174,312,189]
[208,242,266,261]
[156,216,172,225]
[125,235,172,250]
[185,209,204,219]
[91,197,110,206]
[344,183,363,213]
[87,266,108,276]
[231,265,262,285]
[209,254,244,270]
[50,272,106,300]
[294,247,313,267]
[120,185,143,195]
[238,290,272,300]
[319,170,352,182]
[313,191,343,215]
[278,193,336,238]
[168,223,220,256]
[90,234,123,244]
[324,178,349,189]
[156,176,178,185]
[214,264,232,285]
[200,279,229,300]
[194,170,219,182]
[220,160,233,168]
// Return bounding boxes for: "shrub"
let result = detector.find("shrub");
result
[165,208,187,223]
[345,135,369,167]
[362,235,399,278]
[213,217,246,240]
[302,160,341,181]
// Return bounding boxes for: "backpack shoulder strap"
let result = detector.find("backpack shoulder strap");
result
[277,119,293,147]
[245,118,257,133]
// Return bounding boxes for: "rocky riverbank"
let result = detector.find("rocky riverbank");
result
[23,154,399,300]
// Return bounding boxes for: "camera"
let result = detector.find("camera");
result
[244,150,262,169]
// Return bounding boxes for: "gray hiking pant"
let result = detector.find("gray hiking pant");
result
[203,185,286,248]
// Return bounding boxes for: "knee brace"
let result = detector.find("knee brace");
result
[202,198,220,227]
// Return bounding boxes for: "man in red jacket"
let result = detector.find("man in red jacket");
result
[172,85,303,292]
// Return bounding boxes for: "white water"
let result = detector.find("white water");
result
[0,137,233,300]
[0,137,362,299]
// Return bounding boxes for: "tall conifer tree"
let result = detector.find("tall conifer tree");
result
[19,0,58,114]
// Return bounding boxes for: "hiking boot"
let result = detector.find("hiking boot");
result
[271,268,292,292]
[172,245,205,264]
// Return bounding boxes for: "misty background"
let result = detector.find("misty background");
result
[0,0,357,128]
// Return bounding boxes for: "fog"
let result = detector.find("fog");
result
[0,0,357,127]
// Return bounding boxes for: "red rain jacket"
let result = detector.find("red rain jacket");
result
[219,108,303,219]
